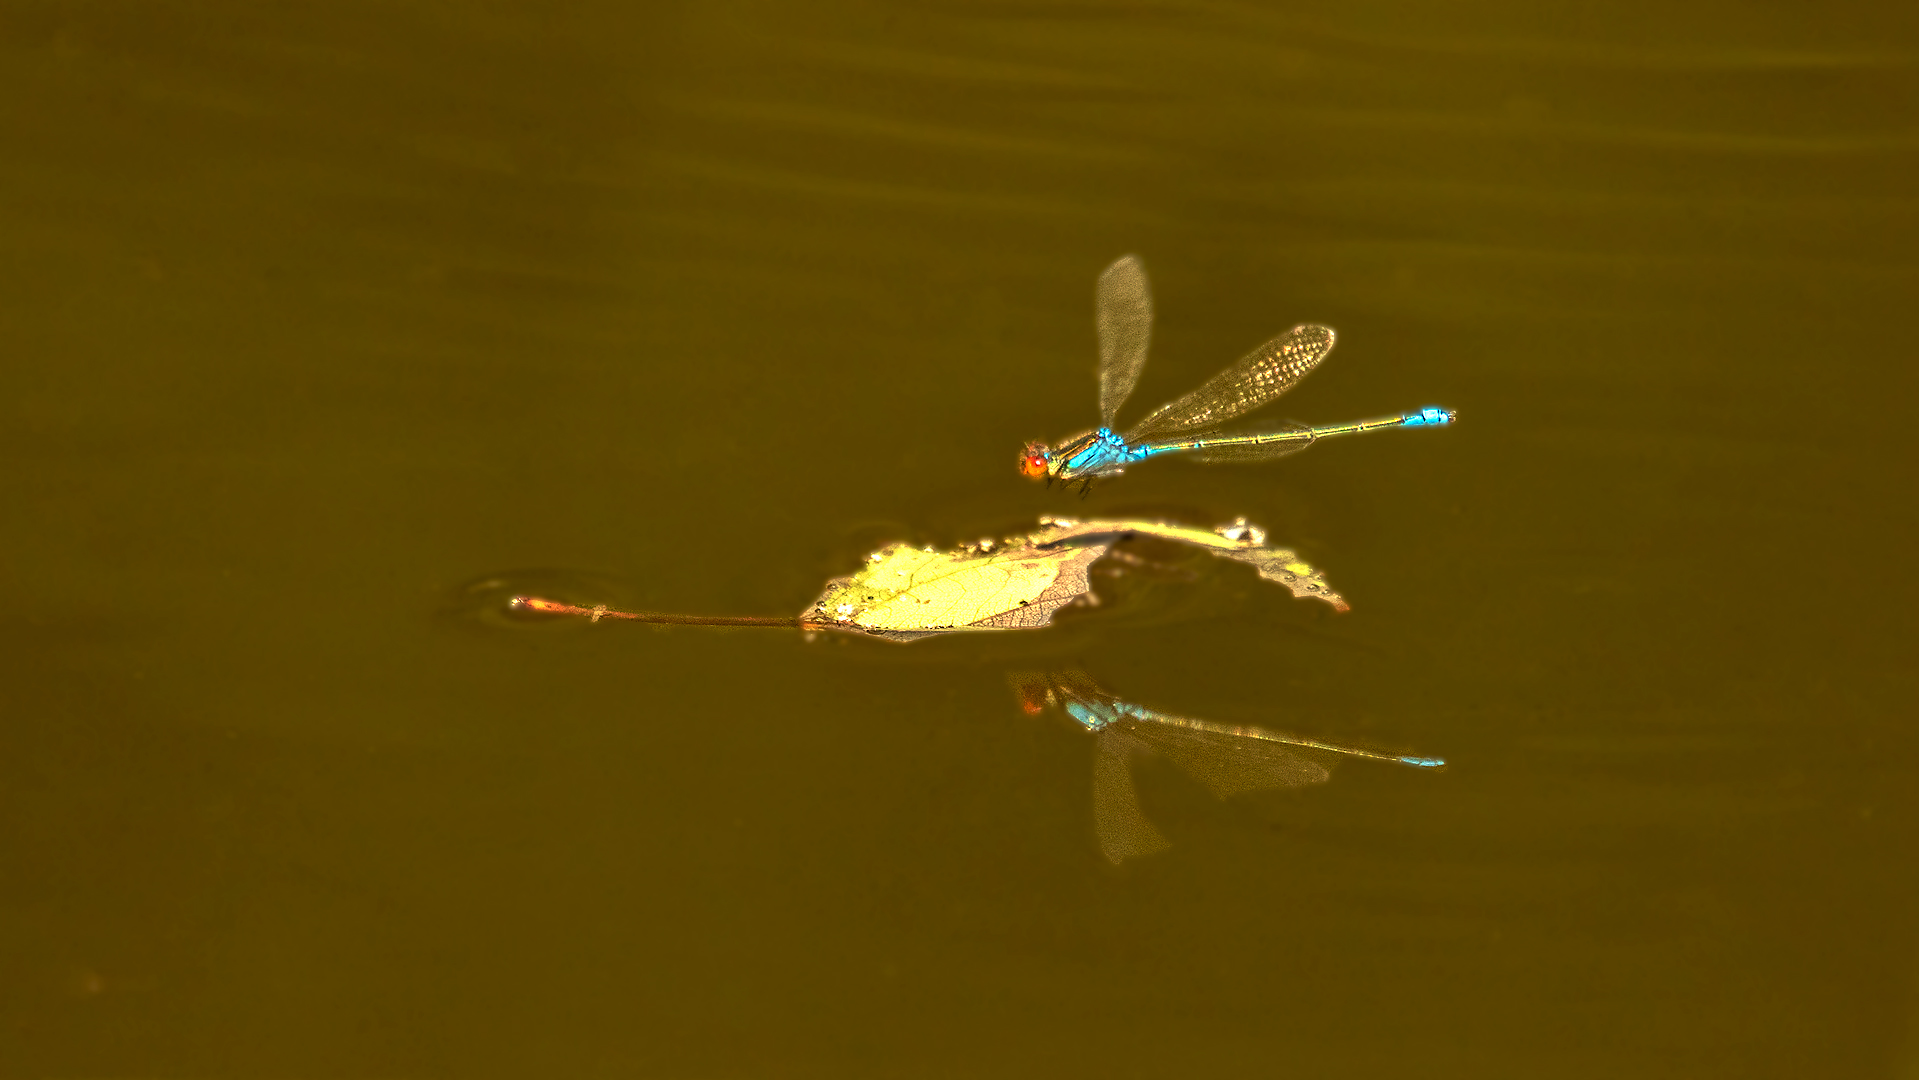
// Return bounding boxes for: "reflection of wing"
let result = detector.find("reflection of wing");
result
[1092,728,1171,864]
[1118,713,1332,798]
[1096,255,1154,430]
[1126,325,1335,440]
[1016,669,1438,864]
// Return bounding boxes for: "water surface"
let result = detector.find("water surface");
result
[3,2,1915,1076]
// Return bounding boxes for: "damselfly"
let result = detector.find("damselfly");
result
[1019,255,1456,486]
[1011,670,1443,864]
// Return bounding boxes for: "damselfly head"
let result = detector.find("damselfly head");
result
[1007,672,1057,714]
[1018,685,1052,715]
[1018,443,1054,480]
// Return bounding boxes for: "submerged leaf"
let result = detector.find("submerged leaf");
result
[1035,516,1349,612]
[799,515,1347,641]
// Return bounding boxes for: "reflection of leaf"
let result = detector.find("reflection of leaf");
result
[799,516,1346,641]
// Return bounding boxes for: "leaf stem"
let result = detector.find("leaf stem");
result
[509,596,801,628]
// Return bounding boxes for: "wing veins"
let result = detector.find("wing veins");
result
[1096,255,1154,430]
[1125,325,1335,441]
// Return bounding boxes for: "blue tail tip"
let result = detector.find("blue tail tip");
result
[1406,406,1456,427]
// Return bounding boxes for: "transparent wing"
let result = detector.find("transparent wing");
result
[1187,420,1317,464]
[1096,255,1154,429]
[1125,324,1335,440]
[1116,713,1333,798]
[1092,728,1172,864]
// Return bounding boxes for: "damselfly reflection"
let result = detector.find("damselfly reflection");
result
[1018,255,1455,488]
[1011,670,1442,864]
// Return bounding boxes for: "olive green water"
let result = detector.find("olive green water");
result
[4,2,1916,1076]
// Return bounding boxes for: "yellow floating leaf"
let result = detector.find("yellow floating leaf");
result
[798,515,1347,641]
[802,538,1110,642]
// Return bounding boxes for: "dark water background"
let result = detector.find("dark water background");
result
[4,2,1916,1076]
